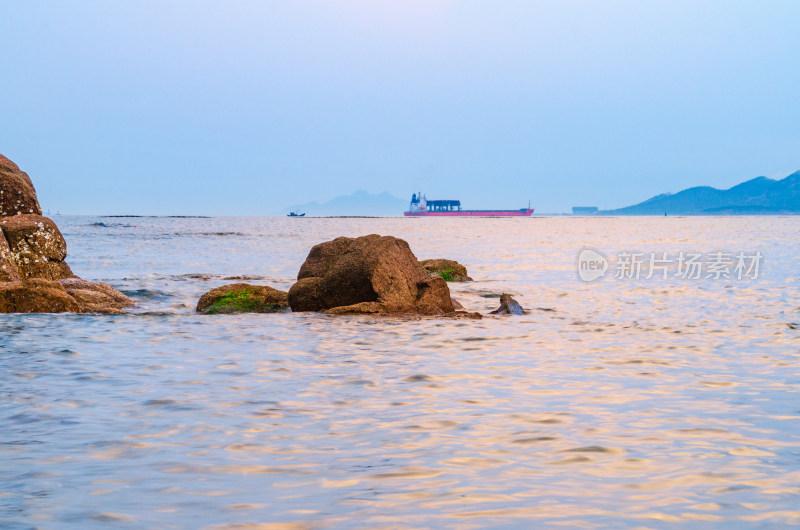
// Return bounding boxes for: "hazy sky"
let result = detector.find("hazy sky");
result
[2,1,799,214]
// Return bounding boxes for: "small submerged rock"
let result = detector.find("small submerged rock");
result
[196,283,289,314]
[419,259,473,282]
[445,310,483,319]
[489,293,525,315]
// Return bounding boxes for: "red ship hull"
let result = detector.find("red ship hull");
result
[404,208,534,217]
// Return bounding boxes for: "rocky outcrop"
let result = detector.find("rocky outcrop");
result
[0,154,132,313]
[0,214,73,280]
[490,293,525,315]
[0,154,42,216]
[288,234,456,315]
[419,259,473,282]
[197,283,289,314]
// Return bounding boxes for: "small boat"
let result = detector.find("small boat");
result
[287,211,305,217]
[404,193,533,217]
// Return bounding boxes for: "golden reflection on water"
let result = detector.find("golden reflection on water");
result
[1,216,799,527]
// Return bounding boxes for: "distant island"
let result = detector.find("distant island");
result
[282,190,406,217]
[601,170,800,215]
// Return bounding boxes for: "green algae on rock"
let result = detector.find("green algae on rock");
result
[419,259,473,282]
[196,283,289,314]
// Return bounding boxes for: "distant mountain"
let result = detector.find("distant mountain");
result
[602,170,800,215]
[282,190,407,216]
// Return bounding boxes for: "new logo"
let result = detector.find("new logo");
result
[577,247,608,282]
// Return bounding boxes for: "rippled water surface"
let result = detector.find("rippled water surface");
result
[2,216,799,528]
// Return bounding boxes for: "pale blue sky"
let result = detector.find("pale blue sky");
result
[2,1,798,214]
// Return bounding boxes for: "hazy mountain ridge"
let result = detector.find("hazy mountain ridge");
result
[282,190,407,216]
[602,170,800,215]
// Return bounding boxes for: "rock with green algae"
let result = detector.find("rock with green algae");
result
[196,283,289,314]
[419,259,473,282]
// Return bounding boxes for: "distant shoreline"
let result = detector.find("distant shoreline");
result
[60,213,800,218]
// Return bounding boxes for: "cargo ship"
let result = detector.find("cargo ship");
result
[404,193,534,217]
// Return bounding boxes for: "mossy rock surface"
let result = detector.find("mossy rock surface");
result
[197,283,289,315]
[419,259,473,282]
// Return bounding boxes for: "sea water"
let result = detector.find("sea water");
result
[1,215,799,528]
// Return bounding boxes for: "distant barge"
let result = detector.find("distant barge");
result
[404,193,534,217]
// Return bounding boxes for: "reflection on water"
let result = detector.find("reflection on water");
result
[1,216,799,528]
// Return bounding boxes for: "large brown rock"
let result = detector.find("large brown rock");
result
[59,278,134,314]
[0,154,42,217]
[288,234,455,315]
[419,258,473,282]
[0,214,73,280]
[196,283,289,314]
